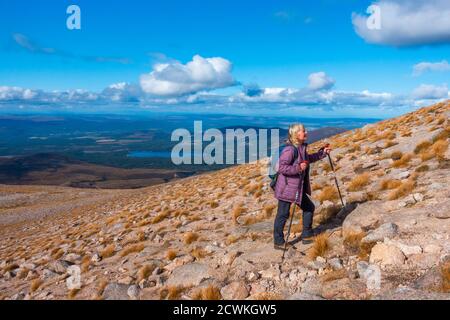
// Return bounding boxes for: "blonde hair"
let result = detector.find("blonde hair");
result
[288,123,305,146]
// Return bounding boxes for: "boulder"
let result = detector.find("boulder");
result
[369,243,405,267]
[342,201,385,238]
[362,223,399,243]
[103,283,130,300]
[220,281,249,300]
[166,263,213,287]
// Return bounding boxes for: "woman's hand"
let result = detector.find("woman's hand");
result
[323,144,332,155]
[298,161,309,172]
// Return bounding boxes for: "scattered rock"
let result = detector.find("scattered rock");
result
[328,258,343,270]
[103,283,130,300]
[127,285,140,300]
[288,292,324,300]
[167,263,213,287]
[220,281,249,300]
[369,243,405,267]
[362,223,399,243]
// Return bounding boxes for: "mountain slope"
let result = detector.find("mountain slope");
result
[0,101,449,300]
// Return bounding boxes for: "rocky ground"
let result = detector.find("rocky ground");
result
[0,101,449,300]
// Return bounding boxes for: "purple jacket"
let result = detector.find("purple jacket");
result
[274,143,326,205]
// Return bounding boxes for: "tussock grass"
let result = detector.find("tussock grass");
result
[152,211,170,224]
[225,234,240,245]
[415,164,429,172]
[392,153,412,168]
[414,141,432,154]
[343,232,365,253]
[348,173,371,192]
[432,139,449,158]
[100,244,116,259]
[68,288,80,299]
[390,151,403,160]
[183,232,199,245]
[320,269,347,282]
[119,243,145,257]
[442,262,450,293]
[191,247,208,260]
[160,286,184,300]
[263,204,276,218]
[209,201,219,208]
[387,180,415,200]
[191,285,222,300]
[232,204,246,224]
[317,185,338,202]
[380,179,402,190]
[137,264,156,282]
[30,279,43,292]
[309,233,330,259]
[166,249,177,261]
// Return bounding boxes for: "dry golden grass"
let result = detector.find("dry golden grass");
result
[309,233,330,259]
[384,140,397,148]
[414,140,432,154]
[191,285,222,300]
[209,200,219,208]
[263,204,276,218]
[320,269,347,282]
[100,244,116,259]
[432,139,449,157]
[442,262,450,293]
[392,153,412,168]
[183,232,199,245]
[387,180,415,200]
[390,151,403,160]
[191,247,208,260]
[81,255,91,272]
[317,185,338,202]
[166,249,177,261]
[152,211,169,224]
[252,292,284,300]
[137,264,156,282]
[420,151,435,162]
[225,234,240,245]
[30,278,43,292]
[347,173,371,192]
[160,286,184,300]
[119,243,145,257]
[380,179,402,190]
[96,279,109,298]
[68,288,80,299]
[343,232,365,253]
[232,204,246,224]
[415,164,429,172]
[51,248,64,260]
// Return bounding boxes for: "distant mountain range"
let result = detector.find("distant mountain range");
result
[0,126,347,189]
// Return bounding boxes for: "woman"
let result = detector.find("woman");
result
[273,123,331,248]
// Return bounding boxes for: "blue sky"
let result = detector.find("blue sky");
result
[0,0,449,117]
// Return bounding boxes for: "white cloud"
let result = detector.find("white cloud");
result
[352,0,450,47]
[307,72,335,91]
[139,55,236,96]
[412,84,449,99]
[0,86,39,100]
[413,60,450,76]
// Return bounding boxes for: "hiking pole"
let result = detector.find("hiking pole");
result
[281,191,299,264]
[325,147,345,208]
